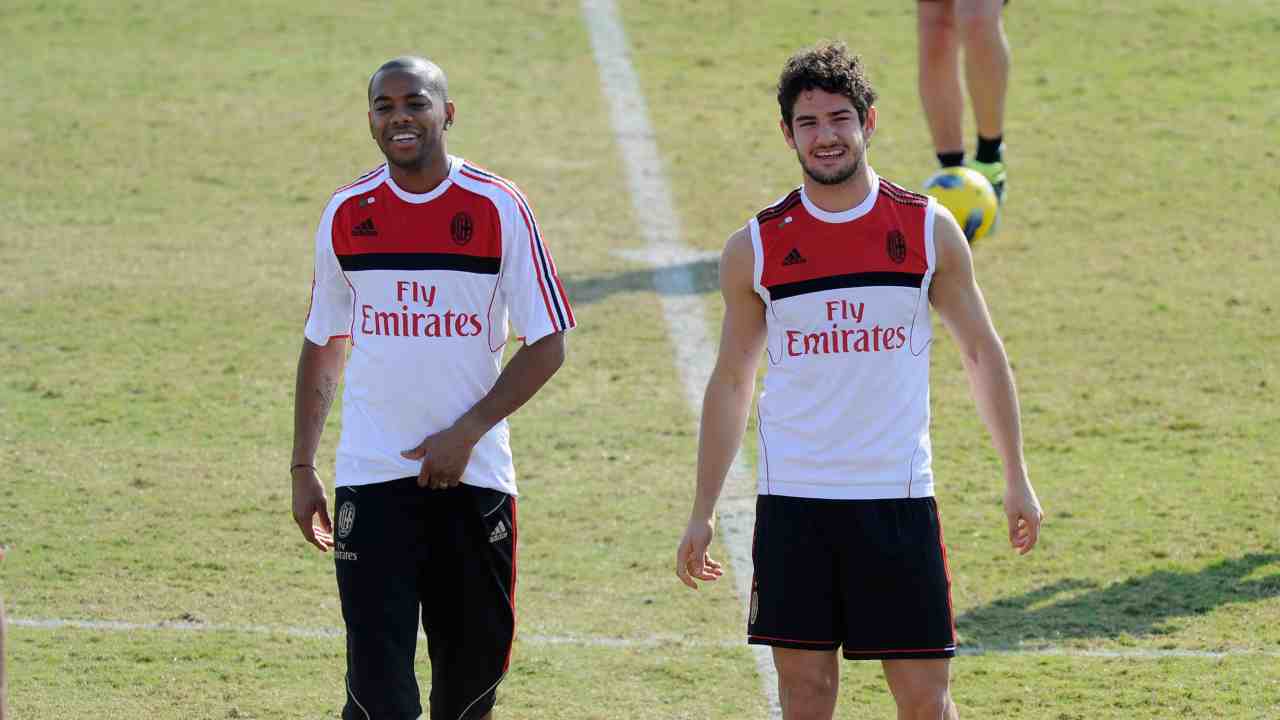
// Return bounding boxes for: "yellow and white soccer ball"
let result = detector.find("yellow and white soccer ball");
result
[922,167,999,244]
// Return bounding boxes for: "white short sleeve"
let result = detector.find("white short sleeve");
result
[498,188,574,345]
[303,201,354,345]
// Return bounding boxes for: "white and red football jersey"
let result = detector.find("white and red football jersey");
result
[749,172,938,500]
[305,157,575,493]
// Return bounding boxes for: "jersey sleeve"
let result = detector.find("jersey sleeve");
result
[498,188,575,345]
[303,200,354,345]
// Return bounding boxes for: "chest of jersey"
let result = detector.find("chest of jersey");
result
[757,193,930,361]
[332,185,502,340]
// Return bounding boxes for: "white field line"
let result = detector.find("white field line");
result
[7,617,735,648]
[12,617,1280,659]
[958,646,1280,659]
[12,614,1280,661]
[11,617,341,640]
[578,1,781,717]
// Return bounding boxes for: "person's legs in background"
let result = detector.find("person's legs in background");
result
[958,0,1010,202]
[918,0,1010,203]
[917,0,966,169]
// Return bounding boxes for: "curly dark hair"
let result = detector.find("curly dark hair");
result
[777,41,877,129]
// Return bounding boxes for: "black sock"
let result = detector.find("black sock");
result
[937,151,964,168]
[975,135,1004,164]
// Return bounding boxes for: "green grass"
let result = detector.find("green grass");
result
[9,628,769,719]
[2,0,1279,717]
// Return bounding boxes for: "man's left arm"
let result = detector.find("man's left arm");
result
[403,186,573,489]
[929,209,1043,554]
[401,331,566,489]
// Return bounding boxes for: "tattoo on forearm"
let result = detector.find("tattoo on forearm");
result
[312,377,338,435]
[317,377,337,412]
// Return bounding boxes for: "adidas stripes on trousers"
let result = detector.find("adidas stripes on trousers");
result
[334,478,517,720]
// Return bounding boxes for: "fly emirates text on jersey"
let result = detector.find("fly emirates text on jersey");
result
[784,299,908,357]
[360,280,483,338]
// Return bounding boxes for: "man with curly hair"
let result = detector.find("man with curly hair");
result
[675,41,1042,719]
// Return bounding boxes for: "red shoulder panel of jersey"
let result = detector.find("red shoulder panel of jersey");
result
[878,178,930,207]
[759,187,929,300]
[331,183,502,274]
[756,188,802,224]
[333,165,387,195]
[458,162,575,331]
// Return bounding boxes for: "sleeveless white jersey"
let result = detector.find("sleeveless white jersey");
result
[750,173,938,499]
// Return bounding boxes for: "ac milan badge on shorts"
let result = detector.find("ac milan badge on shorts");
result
[750,589,759,624]
[886,229,906,264]
[337,501,356,539]
[451,212,474,246]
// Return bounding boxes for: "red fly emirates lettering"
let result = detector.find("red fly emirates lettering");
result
[360,280,483,338]
[785,299,906,357]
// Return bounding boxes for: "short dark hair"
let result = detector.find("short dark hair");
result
[777,41,877,129]
[368,56,448,103]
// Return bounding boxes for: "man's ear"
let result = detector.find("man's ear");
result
[780,118,796,150]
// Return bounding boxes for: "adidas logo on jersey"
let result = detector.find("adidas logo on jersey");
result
[352,218,378,236]
[489,520,509,544]
[782,248,806,266]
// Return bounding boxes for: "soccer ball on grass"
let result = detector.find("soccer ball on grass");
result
[922,167,999,244]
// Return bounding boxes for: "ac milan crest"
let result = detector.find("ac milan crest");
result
[886,229,906,264]
[451,212,474,246]
[337,501,355,539]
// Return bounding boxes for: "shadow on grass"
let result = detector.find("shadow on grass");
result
[957,553,1280,648]
[562,258,719,306]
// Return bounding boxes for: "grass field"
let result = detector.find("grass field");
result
[2,0,1278,718]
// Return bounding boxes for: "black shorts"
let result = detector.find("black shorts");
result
[333,478,517,720]
[747,495,956,661]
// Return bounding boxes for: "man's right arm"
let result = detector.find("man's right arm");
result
[675,226,767,589]
[290,336,348,552]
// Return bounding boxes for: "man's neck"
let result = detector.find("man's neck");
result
[802,162,875,214]
[388,152,451,194]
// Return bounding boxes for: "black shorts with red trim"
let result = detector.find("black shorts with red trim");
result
[747,494,956,661]
[333,478,517,720]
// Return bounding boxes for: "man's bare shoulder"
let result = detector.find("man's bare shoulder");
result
[723,224,752,256]
[719,225,755,293]
[930,203,973,278]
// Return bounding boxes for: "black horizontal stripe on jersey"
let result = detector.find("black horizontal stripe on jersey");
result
[337,252,500,274]
[767,271,923,300]
[462,162,569,330]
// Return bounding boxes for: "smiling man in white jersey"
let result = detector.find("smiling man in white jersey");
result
[675,42,1042,719]
[289,56,574,720]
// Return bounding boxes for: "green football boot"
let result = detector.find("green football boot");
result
[967,157,1006,206]
[967,155,1006,234]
